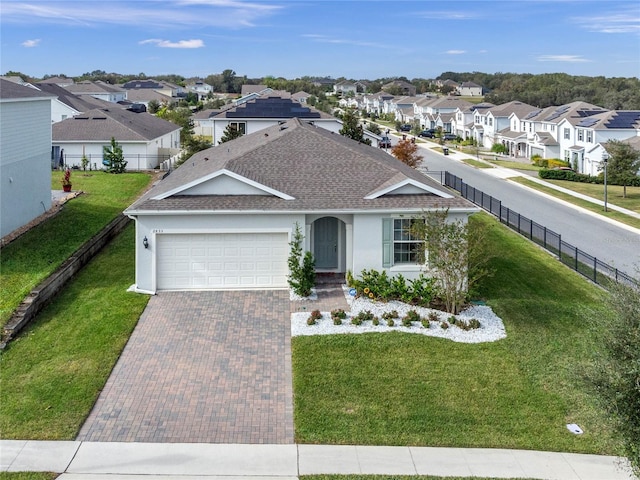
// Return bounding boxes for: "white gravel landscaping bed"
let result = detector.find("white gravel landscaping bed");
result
[291,287,506,344]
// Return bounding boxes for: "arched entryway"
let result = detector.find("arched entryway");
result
[310,216,348,273]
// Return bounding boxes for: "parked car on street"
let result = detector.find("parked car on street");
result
[443,133,458,141]
[419,129,436,138]
[378,136,392,148]
[399,124,412,132]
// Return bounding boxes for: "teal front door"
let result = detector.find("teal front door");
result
[314,217,339,269]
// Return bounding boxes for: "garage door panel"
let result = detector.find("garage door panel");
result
[157,233,289,290]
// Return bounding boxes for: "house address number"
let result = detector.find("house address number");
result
[152,229,164,233]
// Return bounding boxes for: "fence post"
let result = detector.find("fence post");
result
[593,257,597,283]
[543,227,547,249]
[575,246,579,271]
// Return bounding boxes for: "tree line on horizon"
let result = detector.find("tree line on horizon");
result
[5,69,640,110]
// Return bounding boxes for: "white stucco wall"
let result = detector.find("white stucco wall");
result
[0,97,52,238]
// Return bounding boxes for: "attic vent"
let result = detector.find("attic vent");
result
[280,126,288,131]
[264,133,269,137]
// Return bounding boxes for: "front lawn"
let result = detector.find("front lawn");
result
[510,177,640,230]
[0,225,149,439]
[293,214,621,455]
[0,171,152,327]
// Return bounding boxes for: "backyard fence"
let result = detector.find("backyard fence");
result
[426,170,637,288]
[53,153,173,172]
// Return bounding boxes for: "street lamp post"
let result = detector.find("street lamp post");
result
[602,151,609,212]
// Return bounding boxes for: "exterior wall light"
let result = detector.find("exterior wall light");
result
[143,236,149,249]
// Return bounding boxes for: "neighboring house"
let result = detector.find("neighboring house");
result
[39,76,75,87]
[457,81,483,96]
[561,110,640,174]
[0,80,55,238]
[451,103,494,139]
[121,79,183,98]
[64,80,127,103]
[124,88,175,107]
[52,108,181,170]
[416,97,472,130]
[201,96,379,146]
[383,80,416,96]
[479,100,537,148]
[34,82,112,123]
[124,118,478,293]
[333,81,357,96]
[291,91,311,104]
[186,80,213,100]
[311,77,336,88]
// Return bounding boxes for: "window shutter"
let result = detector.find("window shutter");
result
[382,218,393,268]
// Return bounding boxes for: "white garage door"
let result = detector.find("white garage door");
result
[156,232,289,290]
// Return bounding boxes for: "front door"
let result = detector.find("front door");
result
[314,217,339,269]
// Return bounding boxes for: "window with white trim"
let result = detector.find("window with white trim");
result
[564,128,570,140]
[587,131,593,143]
[577,129,584,141]
[393,218,423,264]
[229,121,246,134]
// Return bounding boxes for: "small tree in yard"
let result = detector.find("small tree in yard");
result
[103,137,127,173]
[392,139,422,168]
[604,140,640,198]
[219,124,243,144]
[288,223,316,297]
[412,210,494,314]
[339,109,371,145]
[587,275,640,475]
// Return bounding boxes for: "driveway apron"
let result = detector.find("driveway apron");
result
[77,290,294,444]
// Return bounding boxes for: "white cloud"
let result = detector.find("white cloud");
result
[0,1,281,28]
[445,50,466,55]
[573,9,640,34]
[140,39,205,49]
[417,11,479,20]
[22,39,41,47]
[537,55,591,63]
[302,34,389,50]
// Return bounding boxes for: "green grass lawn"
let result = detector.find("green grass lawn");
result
[0,171,152,327]
[0,225,149,439]
[539,179,640,213]
[293,213,622,455]
[0,474,57,480]
[462,158,494,168]
[489,160,541,172]
[510,177,640,230]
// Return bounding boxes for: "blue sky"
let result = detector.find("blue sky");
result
[1,0,639,80]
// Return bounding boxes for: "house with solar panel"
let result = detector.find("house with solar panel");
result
[558,110,640,175]
[514,102,607,160]
[199,96,381,146]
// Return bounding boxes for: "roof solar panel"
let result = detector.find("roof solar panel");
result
[524,109,541,119]
[577,118,599,127]
[605,111,640,129]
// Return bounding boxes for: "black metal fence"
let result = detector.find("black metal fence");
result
[439,171,637,288]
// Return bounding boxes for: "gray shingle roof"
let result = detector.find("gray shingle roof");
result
[127,118,474,214]
[64,80,125,95]
[52,108,180,142]
[35,83,110,111]
[0,79,55,100]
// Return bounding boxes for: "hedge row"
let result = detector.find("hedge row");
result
[538,169,640,186]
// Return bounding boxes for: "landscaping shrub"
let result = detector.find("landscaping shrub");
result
[402,310,421,326]
[288,223,316,297]
[348,270,437,306]
[547,158,570,169]
[539,168,601,183]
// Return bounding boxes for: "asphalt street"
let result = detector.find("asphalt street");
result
[416,143,640,279]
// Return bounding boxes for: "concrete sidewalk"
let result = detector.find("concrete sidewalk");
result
[1,440,637,479]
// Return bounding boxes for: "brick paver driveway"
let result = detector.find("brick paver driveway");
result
[77,290,294,444]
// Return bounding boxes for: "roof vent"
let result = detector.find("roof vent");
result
[280,126,288,131]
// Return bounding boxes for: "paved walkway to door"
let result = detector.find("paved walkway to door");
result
[77,290,294,444]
